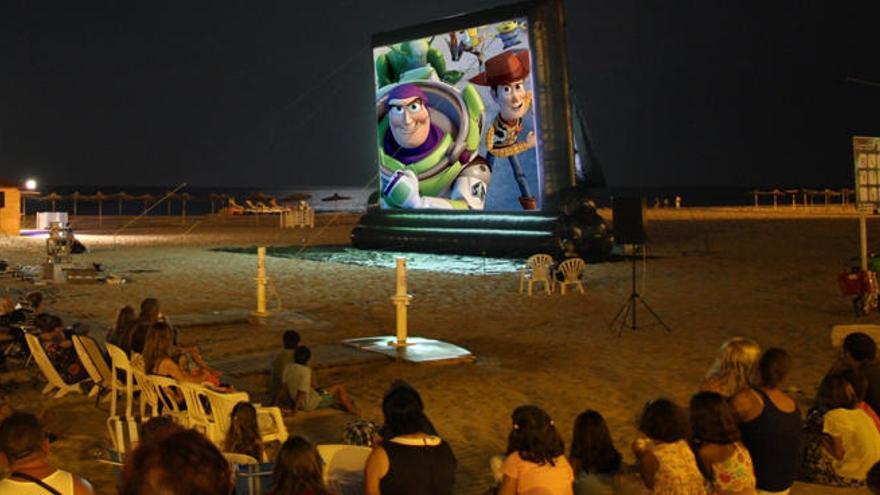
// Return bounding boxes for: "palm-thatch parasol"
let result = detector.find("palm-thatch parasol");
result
[283,192,312,202]
[321,193,351,211]
[178,192,192,220]
[249,192,275,204]
[134,193,157,214]
[164,191,178,216]
[68,191,82,216]
[208,192,229,215]
[40,192,63,212]
[113,191,135,215]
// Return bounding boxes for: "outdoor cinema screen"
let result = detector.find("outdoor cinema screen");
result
[374,17,544,212]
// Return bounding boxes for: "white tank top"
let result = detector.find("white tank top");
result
[0,469,75,494]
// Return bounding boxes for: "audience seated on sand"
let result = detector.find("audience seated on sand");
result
[271,330,301,406]
[270,435,333,495]
[127,297,162,354]
[493,405,573,495]
[632,398,705,494]
[365,383,455,495]
[119,428,232,495]
[281,345,357,416]
[730,348,802,494]
[35,314,88,384]
[689,392,757,494]
[835,332,880,414]
[800,373,880,487]
[840,367,880,432]
[0,412,94,495]
[701,337,761,398]
[224,401,269,462]
[570,409,640,495]
[106,305,136,349]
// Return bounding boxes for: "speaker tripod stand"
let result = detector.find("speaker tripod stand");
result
[609,245,672,336]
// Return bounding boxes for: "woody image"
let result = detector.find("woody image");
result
[471,49,538,210]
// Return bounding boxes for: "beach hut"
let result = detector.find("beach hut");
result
[0,177,21,235]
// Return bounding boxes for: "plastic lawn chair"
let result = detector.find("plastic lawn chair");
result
[24,333,85,398]
[519,254,554,296]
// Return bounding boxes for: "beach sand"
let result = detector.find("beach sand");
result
[1,209,876,494]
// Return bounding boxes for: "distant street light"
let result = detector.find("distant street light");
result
[25,178,37,190]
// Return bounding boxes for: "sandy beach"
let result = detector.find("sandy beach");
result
[1,208,877,494]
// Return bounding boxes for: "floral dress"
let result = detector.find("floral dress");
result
[710,442,756,493]
[651,440,708,494]
[43,338,87,383]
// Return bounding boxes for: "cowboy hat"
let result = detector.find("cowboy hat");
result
[470,50,530,87]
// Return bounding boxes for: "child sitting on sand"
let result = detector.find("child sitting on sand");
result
[281,346,357,416]
[632,398,706,494]
[570,409,642,495]
[495,405,573,495]
[689,392,756,494]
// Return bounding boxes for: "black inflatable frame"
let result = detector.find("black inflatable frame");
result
[352,0,611,259]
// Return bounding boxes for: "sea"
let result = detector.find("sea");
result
[26,184,849,216]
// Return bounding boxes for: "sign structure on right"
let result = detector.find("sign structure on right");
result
[854,136,880,211]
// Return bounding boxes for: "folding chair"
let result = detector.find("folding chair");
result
[105,343,139,418]
[23,333,85,398]
[317,444,371,495]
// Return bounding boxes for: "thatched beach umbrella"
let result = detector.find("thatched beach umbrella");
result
[208,192,228,215]
[135,193,156,214]
[93,191,106,225]
[164,191,178,216]
[179,192,192,220]
[321,192,351,211]
[284,192,312,202]
[69,191,81,216]
[748,189,760,208]
[113,191,134,215]
[40,192,63,212]
[249,192,275,204]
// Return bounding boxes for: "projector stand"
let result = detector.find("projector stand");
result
[609,245,672,336]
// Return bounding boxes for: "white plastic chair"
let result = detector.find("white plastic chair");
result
[556,258,586,295]
[148,374,190,426]
[77,335,120,394]
[129,361,160,419]
[24,333,85,398]
[316,444,371,495]
[255,406,288,445]
[519,254,554,296]
[105,343,138,418]
[180,382,224,442]
[200,386,251,446]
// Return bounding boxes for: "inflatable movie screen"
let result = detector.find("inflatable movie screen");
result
[374,18,544,212]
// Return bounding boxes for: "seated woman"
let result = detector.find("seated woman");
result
[106,305,136,349]
[701,337,761,398]
[223,402,269,462]
[497,405,573,495]
[364,384,455,495]
[801,373,880,487]
[35,314,87,383]
[689,391,757,494]
[143,323,210,384]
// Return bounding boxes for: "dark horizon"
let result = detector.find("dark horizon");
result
[1,0,878,189]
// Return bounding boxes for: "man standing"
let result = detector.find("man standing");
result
[471,50,538,210]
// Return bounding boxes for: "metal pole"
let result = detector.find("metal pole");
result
[861,214,869,272]
[254,246,268,317]
[390,257,412,346]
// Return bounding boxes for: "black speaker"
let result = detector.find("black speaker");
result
[612,197,646,244]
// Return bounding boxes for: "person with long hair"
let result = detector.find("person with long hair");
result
[128,298,162,354]
[800,373,880,487]
[106,305,136,348]
[689,392,756,494]
[497,405,573,495]
[701,337,761,398]
[270,436,332,495]
[142,322,206,384]
[730,347,802,494]
[632,398,705,494]
[364,383,455,495]
[569,409,633,495]
[224,402,265,462]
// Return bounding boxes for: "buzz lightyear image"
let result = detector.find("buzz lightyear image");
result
[374,17,542,211]
[378,82,489,209]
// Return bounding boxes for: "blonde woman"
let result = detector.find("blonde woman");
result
[702,337,761,398]
[143,322,207,384]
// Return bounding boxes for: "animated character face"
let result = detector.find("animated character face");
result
[493,79,528,121]
[388,96,430,149]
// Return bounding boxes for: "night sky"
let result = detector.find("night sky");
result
[1,0,877,189]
